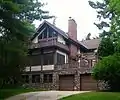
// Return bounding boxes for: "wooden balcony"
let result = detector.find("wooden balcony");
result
[29,37,69,52]
[25,62,92,73]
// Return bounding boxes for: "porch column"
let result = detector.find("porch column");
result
[54,51,57,67]
[41,50,43,71]
[88,59,92,67]
[52,72,58,90]
[40,73,44,88]
[74,71,80,90]
[29,74,32,85]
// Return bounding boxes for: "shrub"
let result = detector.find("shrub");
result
[92,53,120,91]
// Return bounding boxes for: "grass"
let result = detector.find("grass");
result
[0,88,44,100]
[60,92,120,100]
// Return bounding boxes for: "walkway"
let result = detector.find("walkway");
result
[6,91,89,100]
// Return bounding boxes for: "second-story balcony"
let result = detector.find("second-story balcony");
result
[29,37,69,52]
[54,62,91,70]
[25,62,92,73]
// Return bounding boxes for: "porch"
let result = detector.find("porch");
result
[29,37,69,52]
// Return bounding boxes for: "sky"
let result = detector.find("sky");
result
[34,0,101,41]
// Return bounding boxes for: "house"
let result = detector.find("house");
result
[22,17,100,91]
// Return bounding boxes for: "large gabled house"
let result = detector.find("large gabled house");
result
[23,17,100,91]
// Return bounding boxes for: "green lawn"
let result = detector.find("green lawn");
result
[0,88,44,100]
[60,92,120,100]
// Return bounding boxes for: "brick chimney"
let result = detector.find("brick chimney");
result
[68,17,77,40]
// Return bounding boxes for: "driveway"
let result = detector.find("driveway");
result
[6,91,89,100]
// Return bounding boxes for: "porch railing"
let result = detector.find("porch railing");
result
[29,37,69,51]
[54,62,92,70]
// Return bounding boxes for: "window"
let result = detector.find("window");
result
[43,53,54,65]
[43,31,47,38]
[32,74,40,83]
[22,75,29,83]
[44,74,53,83]
[48,32,52,38]
[38,28,47,39]
[30,55,41,66]
[53,31,57,37]
[57,53,65,64]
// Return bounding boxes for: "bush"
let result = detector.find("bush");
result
[92,53,120,91]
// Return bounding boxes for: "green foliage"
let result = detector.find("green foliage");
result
[90,0,120,91]
[98,37,114,58]
[0,88,44,99]
[0,0,53,88]
[60,92,120,100]
[92,53,120,91]
[88,0,111,31]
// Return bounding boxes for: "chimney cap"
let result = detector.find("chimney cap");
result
[69,17,76,24]
[69,17,72,19]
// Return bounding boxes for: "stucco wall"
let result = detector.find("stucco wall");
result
[25,65,54,71]
[57,35,66,45]
[32,36,38,43]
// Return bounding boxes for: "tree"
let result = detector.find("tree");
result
[88,0,111,31]
[92,53,120,91]
[0,0,53,88]
[98,37,114,58]
[90,0,120,91]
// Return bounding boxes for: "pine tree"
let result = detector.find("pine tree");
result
[0,0,53,88]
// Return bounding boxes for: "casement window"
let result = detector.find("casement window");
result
[32,74,40,83]
[43,53,54,65]
[57,53,65,64]
[22,75,29,83]
[44,74,53,83]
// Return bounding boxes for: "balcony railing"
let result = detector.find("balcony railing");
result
[25,62,92,73]
[29,37,69,51]
[54,62,92,70]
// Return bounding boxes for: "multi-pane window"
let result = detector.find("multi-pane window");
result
[29,53,54,66]
[32,74,40,83]
[48,30,52,38]
[43,53,54,65]
[57,53,65,64]
[43,29,47,38]
[44,74,53,83]
[38,27,57,40]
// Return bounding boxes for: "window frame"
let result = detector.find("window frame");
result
[32,74,40,83]
[57,53,65,65]
[43,53,54,65]
[43,74,53,83]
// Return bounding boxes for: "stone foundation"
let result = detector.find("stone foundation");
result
[26,67,97,91]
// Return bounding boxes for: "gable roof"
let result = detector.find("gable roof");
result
[31,20,100,50]
[31,20,68,40]
[79,39,101,49]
